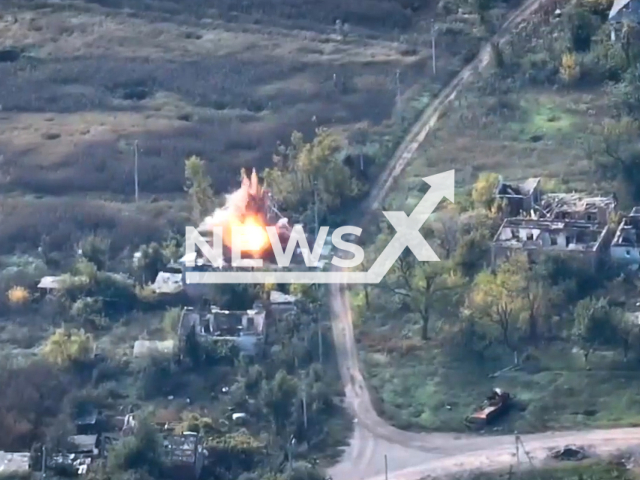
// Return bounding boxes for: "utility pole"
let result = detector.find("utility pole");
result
[133,140,139,203]
[42,445,46,478]
[287,436,294,471]
[384,454,388,480]
[431,19,437,75]
[318,322,323,364]
[313,180,319,238]
[302,387,308,430]
[395,69,401,123]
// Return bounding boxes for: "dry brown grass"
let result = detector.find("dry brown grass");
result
[0,0,522,253]
[0,196,186,253]
[0,4,436,197]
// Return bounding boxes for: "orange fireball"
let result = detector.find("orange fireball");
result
[225,214,270,255]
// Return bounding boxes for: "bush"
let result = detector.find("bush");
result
[136,355,184,400]
[59,265,138,316]
[107,420,164,476]
[0,360,71,450]
[581,27,626,83]
[162,308,182,338]
[41,328,95,366]
[560,52,581,84]
[0,256,48,312]
[78,235,111,271]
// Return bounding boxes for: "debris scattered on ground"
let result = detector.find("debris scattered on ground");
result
[550,445,588,461]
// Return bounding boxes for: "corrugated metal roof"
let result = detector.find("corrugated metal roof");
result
[37,275,64,289]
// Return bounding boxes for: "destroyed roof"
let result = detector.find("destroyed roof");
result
[164,433,199,464]
[543,193,616,213]
[493,218,608,251]
[209,306,266,334]
[151,272,183,294]
[0,452,30,474]
[612,209,640,246]
[496,177,541,197]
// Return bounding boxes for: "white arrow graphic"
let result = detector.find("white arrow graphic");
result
[362,170,454,283]
[184,170,454,284]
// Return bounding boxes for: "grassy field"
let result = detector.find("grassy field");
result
[0,0,520,257]
[382,1,623,212]
[356,0,640,435]
[386,85,610,211]
[362,335,640,433]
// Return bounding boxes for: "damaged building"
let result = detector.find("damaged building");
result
[178,303,266,355]
[495,177,542,217]
[611,207,640,266]
[492,218,611,268]
[541,193,617,223]
[163,432,205,480]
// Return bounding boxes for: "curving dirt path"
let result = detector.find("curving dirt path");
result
[326,1,640,479]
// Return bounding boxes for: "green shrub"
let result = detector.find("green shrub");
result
[107,420,164,476]
[41,328,94,366]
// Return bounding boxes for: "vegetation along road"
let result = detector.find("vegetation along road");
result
[326,0,640,478]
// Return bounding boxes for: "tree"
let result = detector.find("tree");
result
[615,312,640,362]
[78,235,110,271]
[453,229,491,278]
[185,155,214,222]
[107,419,164,476]
[264,129,363,223]
[521,263,555,342]
[42,328,94,366]
[261,370,299,436]
[588,117,640,204]
[572,297,621,364]
[134,242,168,284]
[381,252,463,340]
[467,255,529,358]
[0,361,70,451]
[471,172,500,210]
[183,324,202,368]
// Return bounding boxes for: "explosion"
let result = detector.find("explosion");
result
[197,169,276,258]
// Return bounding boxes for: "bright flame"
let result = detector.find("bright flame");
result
[197,168,282,259]
[227,214,270,254]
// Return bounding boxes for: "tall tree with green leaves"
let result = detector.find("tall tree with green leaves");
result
[264,129,362,223]
[381,251,464,340]
[467,255,531,358]
[185,155,214,222]
[572,297,622,364]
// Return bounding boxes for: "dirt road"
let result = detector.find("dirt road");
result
[326,0,640,478]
